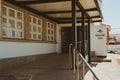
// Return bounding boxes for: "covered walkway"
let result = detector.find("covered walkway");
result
[0,0,103,80]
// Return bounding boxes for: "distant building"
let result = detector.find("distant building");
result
[109,28,120,44]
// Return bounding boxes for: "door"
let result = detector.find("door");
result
[61,27,72,53]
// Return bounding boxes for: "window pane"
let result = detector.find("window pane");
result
[38,27,41,33]
[51,37,53,41]
[51,24,53,29]
[9,9,15,17]
[9,19,15,28]
[29,24,32,31]
[17,12,22,20]
[48,23,50,28]
[33,34,36,39]
[17,31,19,37]
[2,18,7,27]
[2,6,7,16]
[33,26,37,32]
[48,36,50,40]
[12,30,15,37]
[38,34,41,39]
[29,33,31,38]
[2,29,7,36]
[17,22,22,29]
[17,31,23,38]
[20,32,23,37]
[33,18,36,24]
[48,29,50,34]
[51,30,53,35]
[38,19,41,25]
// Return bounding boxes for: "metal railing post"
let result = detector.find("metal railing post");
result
[69,44,72,68]
[77,53,79,80]
[83,62,85,80]
[73,48,76,74]
[76,41,82,80]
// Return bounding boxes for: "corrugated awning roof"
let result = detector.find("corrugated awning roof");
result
[5,0,103,24]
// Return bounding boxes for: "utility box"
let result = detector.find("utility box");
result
[91,25,107,56]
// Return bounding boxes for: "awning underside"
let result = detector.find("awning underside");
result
[5,0,103,24]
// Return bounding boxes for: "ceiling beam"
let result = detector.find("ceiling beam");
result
[58,20,102,24]
[94,0,103,19]
[16,0,70,5]
[40,8,97,14]
[90,15,101,18]
[4,0,58,22]
[54,16,101,20]
[76,0,90,18]
[56,17,84,20]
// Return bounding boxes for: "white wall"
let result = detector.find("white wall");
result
[0,42,56,59]
[90,25,107,56]
[90,23,95,51]
[107,45,120,53]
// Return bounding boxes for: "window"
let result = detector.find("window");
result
[29,15,42,40]
[46,22,55,41]
[1,5,24,39]
[1,5,56,43]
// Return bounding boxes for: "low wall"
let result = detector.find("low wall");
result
[0,42,56,59]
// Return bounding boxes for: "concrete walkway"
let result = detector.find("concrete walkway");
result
[0,54,78,80]
[85,53,120,80]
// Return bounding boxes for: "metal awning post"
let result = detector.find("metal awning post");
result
[81,10,85,80]
[72,0,77,49]
[88,18,91,63]
[81,11,85,58]
[72,0,77,74]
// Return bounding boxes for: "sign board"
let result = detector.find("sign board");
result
[91,25,107,56]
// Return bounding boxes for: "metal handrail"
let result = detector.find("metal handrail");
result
[69,41,99,80]
[69,43,76,73]
[77,51,99,80]
[69,41,82,74]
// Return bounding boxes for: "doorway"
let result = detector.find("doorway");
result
[61,27,82,53]
[61,27,72,53]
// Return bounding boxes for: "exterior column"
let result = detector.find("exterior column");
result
[81,11,85,57]
[88,18,91,63]
[24,12,30,40]
[72,0,77,49]
[71,0,77,74]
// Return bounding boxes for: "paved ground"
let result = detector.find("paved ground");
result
[0,53,88,80]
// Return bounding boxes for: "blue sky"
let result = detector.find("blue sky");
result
[102,0,120,28]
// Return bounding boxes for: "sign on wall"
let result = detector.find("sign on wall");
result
[95,29,105,39]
